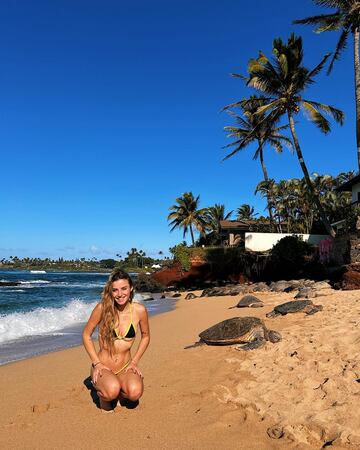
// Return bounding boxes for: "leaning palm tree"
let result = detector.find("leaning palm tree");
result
[236,203,257,220]
[294,0,360,169]
[223,95,292,226]
[168,192,208,246]
[234,34,344,236]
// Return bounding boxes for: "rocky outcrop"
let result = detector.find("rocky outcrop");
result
[0,281,21,286]
[201,279,334,298]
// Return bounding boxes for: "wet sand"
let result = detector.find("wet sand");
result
[1,288,359,449]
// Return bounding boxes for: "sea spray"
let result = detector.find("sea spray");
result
[0,299,98,343]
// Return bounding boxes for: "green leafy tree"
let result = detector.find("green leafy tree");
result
[236,204,257,220]
[204,203,233,245]
[168,192,208,246]
[223,95,292,225]
[294,0,360,169]
[239,34,344,236]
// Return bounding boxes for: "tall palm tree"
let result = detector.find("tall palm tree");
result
[294,0,360,169]
[168,192,208,245]
[237,34,344,236]
[223,95,292,226]
[236,204,257,220]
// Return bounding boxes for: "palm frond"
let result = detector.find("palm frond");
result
[308,53,331,78]
[304,99,345,124]
[313,0,349,8]
[293,12,343,29]
[302,101,331,133]
[328,28,349,73]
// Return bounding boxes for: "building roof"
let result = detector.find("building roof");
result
[336,173,360,192]
[219,220,271,230]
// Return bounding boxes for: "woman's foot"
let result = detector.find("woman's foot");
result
[99,397,114,413]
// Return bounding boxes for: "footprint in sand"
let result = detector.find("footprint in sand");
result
[30,403,50,414]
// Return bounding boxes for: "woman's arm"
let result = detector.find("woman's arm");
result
[126,304,150,375]
[82,303,103,365]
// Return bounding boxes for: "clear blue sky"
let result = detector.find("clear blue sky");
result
[1,0,356,259]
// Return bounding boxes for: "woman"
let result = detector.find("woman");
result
[83,269,150,412]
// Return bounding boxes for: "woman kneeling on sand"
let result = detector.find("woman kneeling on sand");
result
[83,269,150,411]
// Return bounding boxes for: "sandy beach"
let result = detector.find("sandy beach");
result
[1,287,360,449]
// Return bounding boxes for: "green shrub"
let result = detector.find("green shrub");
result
[270,235,312,279]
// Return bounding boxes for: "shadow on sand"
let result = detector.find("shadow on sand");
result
[83,376,139,410]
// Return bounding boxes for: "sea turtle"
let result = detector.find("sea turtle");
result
[266,300,323,318]
[229,294,264,309]
[185,293,197,300]
[198,316,281,350]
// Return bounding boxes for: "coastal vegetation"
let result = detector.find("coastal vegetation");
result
[0,250,166,273]
[226,33,344,237]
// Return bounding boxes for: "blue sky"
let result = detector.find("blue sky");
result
[1,0,356,259]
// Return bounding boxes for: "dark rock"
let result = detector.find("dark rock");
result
[294,287,316,299]
[172,293,181,298]
[251,282,270,292]
[201,285,253,297]
[269,281,293,292]
[134,273,165,293]
[0,281,21,286]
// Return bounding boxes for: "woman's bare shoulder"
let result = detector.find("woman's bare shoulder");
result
[133,302,147,314]
[91,302,103,317]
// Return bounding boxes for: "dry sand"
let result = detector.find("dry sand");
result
[1,288,360,449]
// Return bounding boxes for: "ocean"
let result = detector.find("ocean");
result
[0,270,176,365]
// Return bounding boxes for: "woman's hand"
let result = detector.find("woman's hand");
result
[92,362,110,385]
[125,360,143,378]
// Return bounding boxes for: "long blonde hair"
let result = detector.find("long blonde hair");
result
[99,269,134,355]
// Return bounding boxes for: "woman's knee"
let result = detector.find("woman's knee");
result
[99,380,121,400]
[125,382,143,401]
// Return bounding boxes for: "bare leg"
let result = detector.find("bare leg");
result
[117,371,144,403]
[91,368,121,412]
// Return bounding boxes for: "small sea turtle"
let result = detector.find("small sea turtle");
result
[229,295,264,309]
[185,293,197,300]
[198,316,281,350]
[266,300,323,318]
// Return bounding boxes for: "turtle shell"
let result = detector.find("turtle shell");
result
[237,295,263,308]
[274,300,313,315]
[199,317,264,345]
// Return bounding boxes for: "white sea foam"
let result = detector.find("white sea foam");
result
[19,280,50,284]
[0,299,97,343]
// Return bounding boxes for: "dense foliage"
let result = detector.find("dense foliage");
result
[270,235,313,279]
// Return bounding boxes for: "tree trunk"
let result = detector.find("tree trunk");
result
[354,29,360,171]
[287,111,335,237]
[258,141,275,231]
[190,225,195,246]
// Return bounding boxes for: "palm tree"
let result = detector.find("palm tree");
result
[223,95,292,227]
[294,0,360,169]
[236,204,257,220]
[237,34,344,236]
[255,179,283,231]
[204,204,233,244]
[168,192,208,245]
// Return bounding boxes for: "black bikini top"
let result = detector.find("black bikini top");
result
[113,303,136,341]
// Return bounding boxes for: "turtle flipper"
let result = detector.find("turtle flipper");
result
[268,330,282,343]
[184,341,205,349]
[235,338,265,351]
[306,305,323,315]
